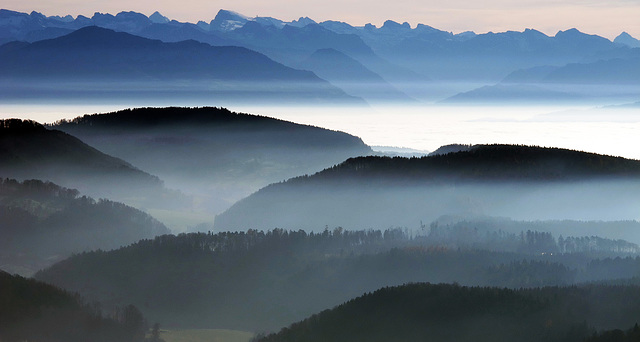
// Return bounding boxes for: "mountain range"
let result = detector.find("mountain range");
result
[0,25,358,104]
[1,8,637,103]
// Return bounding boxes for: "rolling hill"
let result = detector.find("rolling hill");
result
[0,270,148,342]
[0,118,180,209]
[33,226,640,332]
[0,178,169,276]
[255,282,640,342]
[215,145,640,231]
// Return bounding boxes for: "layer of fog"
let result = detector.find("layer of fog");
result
[3,101,639,158]
[2,94,639,233]
[216,179,640,243]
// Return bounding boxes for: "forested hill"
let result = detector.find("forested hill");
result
[52,107,370,150]
[34,227,640,331]
[215,145,640,231]
[296,145,640,183]
[0,119,171,206]
[51,107,372,214]
[256,282,640,342]
[0,270,148,342]
[0,178,169,275]
[0,119,152,176]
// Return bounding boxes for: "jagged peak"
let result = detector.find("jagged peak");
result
[149,11,170,24]
[381,20,411,30]
[213,9,249,21]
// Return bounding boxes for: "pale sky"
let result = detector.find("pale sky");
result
[5,0,640,40]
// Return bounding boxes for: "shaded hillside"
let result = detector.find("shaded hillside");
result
[297,48,412,102]
[256,282,640,342]
[52,107,372,214]
[215,145,640,231]
[502,53,640,85]
[0,26,359,104]
[442,84,583,103]
[0,270,148,342]
[0,119,178,208]
[449,51,640,104]
[427,215,640,249]
[34,228,640,332]
[0,178,169,275]
[316,145,640,179]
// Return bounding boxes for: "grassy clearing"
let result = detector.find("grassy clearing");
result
[161,329,254,342]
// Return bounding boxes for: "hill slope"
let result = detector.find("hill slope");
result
[0,178,169,275]
[0,270,148,342]
[33,227,640,332]
[256,282,640,342]
[0,119,175,207]
[215,145,640,230]
[52,107,372,214]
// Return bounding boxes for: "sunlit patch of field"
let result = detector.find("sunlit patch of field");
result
[161,329,254,342]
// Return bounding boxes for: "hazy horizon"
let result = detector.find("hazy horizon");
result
[2,102,639,160]
[3,3,639,40]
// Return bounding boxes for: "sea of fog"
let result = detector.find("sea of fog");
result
[2,102,639,160]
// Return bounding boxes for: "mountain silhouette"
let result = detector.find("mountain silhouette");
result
[503,49,640,85]
[0,26,327,81]
[2,9,630,101]
[614,32,640,48]
[298,48,413,102]
[0,26,360,103]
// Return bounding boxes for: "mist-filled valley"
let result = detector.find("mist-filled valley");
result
[49,107,372,220]
[1,6,640,342]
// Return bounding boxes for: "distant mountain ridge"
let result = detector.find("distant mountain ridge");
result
[0,26,330,82]
[0,25,360,104]
[615,32,640,48]
[297,48,413,102]
[2,8,635,102]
